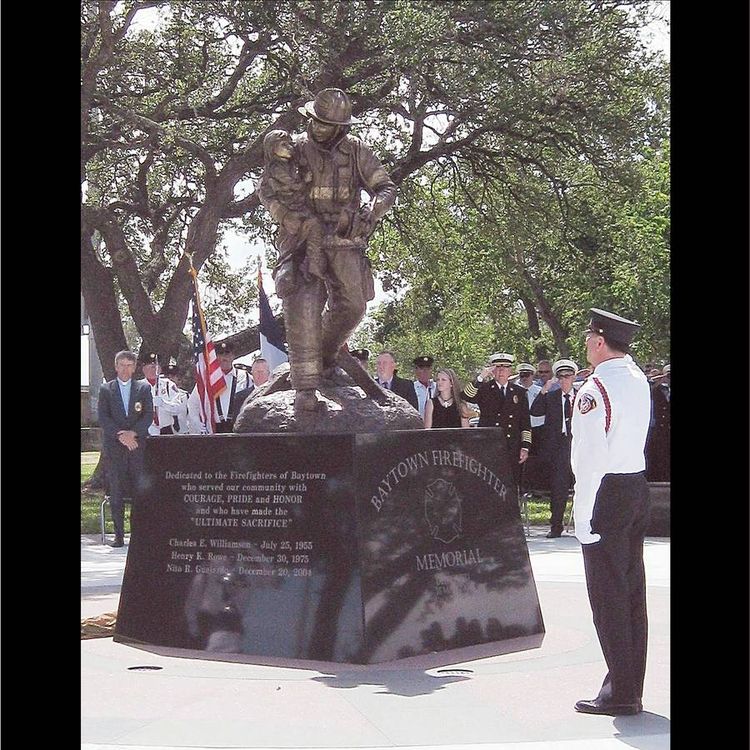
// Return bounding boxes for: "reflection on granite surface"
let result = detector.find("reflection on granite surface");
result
[115,430,544,663]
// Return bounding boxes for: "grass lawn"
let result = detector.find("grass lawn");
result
[80,452,557,533]
[81,452,131,536]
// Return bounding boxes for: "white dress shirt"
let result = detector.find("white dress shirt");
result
[570,356,650,544]
[413,379,436,419]
[117,378,132,414]
[522,382,544,427]
[187,367,251,434]
[147,376,189,436]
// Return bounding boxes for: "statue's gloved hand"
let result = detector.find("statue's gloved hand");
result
[356,206,375,233]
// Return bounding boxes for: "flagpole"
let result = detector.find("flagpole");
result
[185,253,209,344]
[184,252,226,434]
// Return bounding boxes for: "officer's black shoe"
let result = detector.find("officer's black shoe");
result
[546,530,562,538]
[110,538,125,548]
[574,698,642,716]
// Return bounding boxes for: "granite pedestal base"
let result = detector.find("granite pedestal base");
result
[115,429,545,664]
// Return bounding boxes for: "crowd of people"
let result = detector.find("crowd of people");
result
[98,340,669,546]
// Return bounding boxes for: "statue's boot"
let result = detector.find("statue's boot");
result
[294,388,323,413]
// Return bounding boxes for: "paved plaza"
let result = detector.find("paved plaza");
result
[82,528,669,750]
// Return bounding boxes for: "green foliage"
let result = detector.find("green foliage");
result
[362,137,669,382]
[81,452,132,535]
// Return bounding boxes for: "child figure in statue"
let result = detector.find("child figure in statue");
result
[258,129,326,288]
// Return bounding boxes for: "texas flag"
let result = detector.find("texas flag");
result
[258,267,288,373]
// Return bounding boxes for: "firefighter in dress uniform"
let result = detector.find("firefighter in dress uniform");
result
[461,352,532,486]
[570,308,651,717]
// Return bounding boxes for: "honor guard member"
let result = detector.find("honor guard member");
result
[412,355,436,419]
[570,308,651,717]
[516,362,544,440]
[141,353,189,436]
[462,352,532,483]
[187,340,251,434]
[164,360,190,433]
[516,362,546,495]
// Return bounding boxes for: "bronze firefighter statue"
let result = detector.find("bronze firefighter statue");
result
[258,88,397,411]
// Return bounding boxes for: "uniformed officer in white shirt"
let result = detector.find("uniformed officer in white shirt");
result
[412,355,436,420]
[570,308,651,717]
[515,362,543,426]
[163,361,190,433]
[187,340,252,434]
[141,353,189,436]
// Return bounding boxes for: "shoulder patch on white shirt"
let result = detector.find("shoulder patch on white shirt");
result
[577,393,597,414]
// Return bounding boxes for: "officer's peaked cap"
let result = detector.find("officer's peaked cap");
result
[299,88,360,126]
[553,358,578,376]
[413,355,434,368]
[143,352,159,365]
[586,308,640,345]
[350,348,370,361]
[489,352,514,365]
[517,363,535,374]
[215,340,234,354]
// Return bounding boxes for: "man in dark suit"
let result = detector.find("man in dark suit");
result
[230,358,272,420]
[374,350,419,410]
[646,364,670,481]
[97,350,153,547]
[461,352,531,486]
[530,358,579,537]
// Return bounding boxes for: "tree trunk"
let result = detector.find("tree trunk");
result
[520,268,570,357]
[80,219,128,381]
[519,293,542,338]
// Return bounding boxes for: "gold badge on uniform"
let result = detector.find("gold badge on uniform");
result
[134,401,143,413]
[513,394,518,403]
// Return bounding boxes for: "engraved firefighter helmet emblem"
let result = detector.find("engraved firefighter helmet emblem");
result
[424,479,462,544]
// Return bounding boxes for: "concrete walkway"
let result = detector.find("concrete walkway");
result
[82,529,670,750]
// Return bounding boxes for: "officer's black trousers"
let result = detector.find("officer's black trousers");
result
[548,437,573,532]
[581,472,650,705]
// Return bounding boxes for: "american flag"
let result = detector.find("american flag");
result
[190,268,226,434]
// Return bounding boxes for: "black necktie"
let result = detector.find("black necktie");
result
[564,393,572,436]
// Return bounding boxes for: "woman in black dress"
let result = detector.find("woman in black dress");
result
[424,368,472,428]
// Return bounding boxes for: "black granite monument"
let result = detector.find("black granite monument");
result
[115,428,545,663]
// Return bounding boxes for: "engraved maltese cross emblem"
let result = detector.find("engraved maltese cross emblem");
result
[424,479,463,544]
